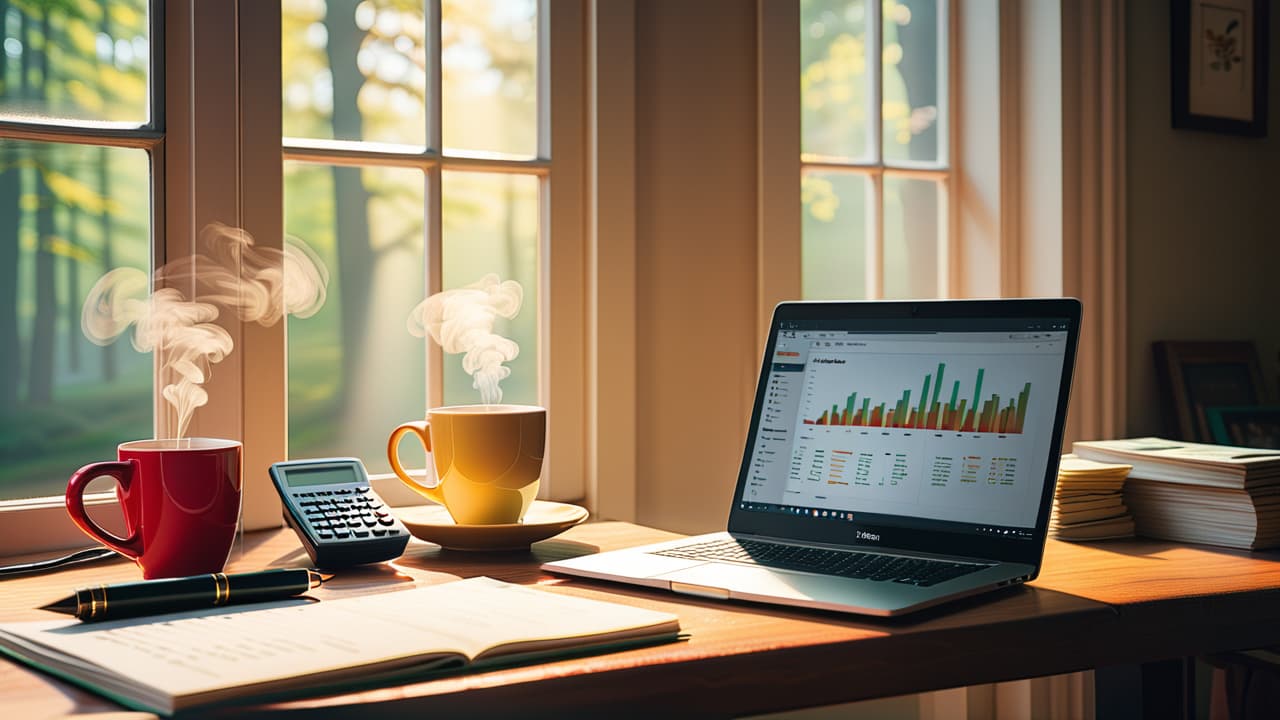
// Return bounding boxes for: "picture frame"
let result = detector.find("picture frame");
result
[1153,341,1266,442]
[1171,0,1270,137]
[1205,405,1280,449]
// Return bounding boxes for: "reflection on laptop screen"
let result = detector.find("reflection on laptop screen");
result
[739,318,1070,542]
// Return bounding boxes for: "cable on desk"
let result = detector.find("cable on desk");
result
[0,547,120,577]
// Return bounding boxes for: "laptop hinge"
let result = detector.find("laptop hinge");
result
[727,531,993,565]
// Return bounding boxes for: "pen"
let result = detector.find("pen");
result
[39,568,324,622]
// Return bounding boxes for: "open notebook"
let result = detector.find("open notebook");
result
[0,576,680,716]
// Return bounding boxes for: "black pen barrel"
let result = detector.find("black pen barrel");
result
[74,569,313,621]
[225,568,312,605]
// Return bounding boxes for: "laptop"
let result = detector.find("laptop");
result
[544,298,1082,616]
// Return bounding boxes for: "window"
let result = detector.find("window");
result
[799,0,949,301]
[281,0,544,477]
[1,0,585,554]
[0,0,160,503]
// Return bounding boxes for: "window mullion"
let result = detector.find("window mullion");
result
[869,0,885,299]
[0,123,162,146]
[237,0,286,531]
[149,0,166,131]
[867,169,884,299]
[536,0,552,159]
[426,0,443,154]
[544,0,587,501]
[425,0,444,411]
[937,176,951,298]
[425,162,443,411]
[937,0,951,168]
[870,0,883,165]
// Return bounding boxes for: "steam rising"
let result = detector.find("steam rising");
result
[407,273,523,404]
[82,223,329,439]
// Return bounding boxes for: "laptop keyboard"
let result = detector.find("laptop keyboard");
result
[653,538,992,587]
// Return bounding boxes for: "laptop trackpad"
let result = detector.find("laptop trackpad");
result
[656,563,829,602]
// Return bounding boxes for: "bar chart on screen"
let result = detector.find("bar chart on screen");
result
[797,353,1048,439]
[768,344,1066,526]
[803,363,1032,435]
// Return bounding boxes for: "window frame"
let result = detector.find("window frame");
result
[1,0,587,555]
[0,0,167,553]
[280,0,586,509]
[759,0,1026,337]
[796,0,956,303]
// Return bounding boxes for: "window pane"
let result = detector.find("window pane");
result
[800,0,873,162]
[286,162,426,474]
[0,1,151,126]
[801,172,870,300]
[882,0,946,165]
[0,141,152,500]
[883,176,943,299]
[441,171,538,405]
[441,0,538,158]
[282,0,427,149]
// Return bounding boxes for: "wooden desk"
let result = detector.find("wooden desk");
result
[3,523,1280,719]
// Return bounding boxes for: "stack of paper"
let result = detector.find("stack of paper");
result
[1073,438,1280,550]
[1049,455,1134,541]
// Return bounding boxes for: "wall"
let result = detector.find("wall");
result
[622,4,1076,717]
[634,0,762,534]
[1125,1,1280,436]
[627,0,1280,522]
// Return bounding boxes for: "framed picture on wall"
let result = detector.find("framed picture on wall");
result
[1171,0,1270,137]
[1205,405,1280,449]
[1153,341,1267,442]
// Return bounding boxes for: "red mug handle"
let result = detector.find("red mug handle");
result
[66,460,144,559]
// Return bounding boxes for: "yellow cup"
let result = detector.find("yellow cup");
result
[387,404,546,525]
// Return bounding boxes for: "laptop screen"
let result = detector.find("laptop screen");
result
[733,307,1075,555]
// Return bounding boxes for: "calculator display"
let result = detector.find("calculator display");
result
[285,466,359,487]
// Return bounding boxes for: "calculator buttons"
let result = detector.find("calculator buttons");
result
[271,458,411,567]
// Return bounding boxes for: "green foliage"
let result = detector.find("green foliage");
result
[0,370,152,499]
[800,0,943,218]
[0,0,153,499]
[10,0,88,21]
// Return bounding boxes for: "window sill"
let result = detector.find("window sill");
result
[0,494,121,556]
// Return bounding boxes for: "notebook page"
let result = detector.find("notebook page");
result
[0,577,677,699]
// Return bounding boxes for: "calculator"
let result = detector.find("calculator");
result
[269,458,410,568]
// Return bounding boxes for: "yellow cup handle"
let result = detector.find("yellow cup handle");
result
[387,420,445,505]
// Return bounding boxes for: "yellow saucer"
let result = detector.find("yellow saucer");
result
[395,500,589,551]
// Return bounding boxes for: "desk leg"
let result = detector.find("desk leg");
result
[1096,658,1196,720]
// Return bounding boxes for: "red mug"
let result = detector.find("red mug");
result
[66,438,243,579]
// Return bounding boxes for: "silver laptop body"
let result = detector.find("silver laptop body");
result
[545,299,1082,617]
